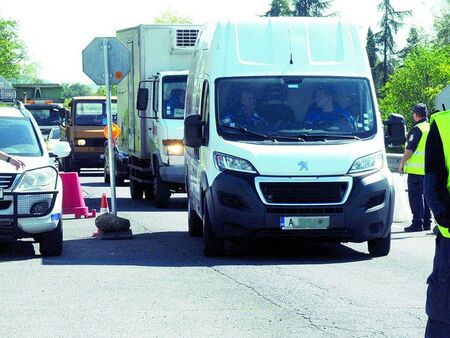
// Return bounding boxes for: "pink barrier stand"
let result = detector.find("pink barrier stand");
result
[59,172,96,219]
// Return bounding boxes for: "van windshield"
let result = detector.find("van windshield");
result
[216,77,376,142]
[74,101,117,126]
[0,117,42,156]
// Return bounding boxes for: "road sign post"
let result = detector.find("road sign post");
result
[82,37,130,216]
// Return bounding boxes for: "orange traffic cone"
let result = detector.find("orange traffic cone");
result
[93,193,109,237]
[100,193,109,214]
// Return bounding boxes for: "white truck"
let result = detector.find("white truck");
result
[184,18,406,257]
[435,84,450,112]
[116,24,202,207]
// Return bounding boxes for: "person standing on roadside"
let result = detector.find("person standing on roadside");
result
[0,150,25,170]
[424,109,450,337]
[399,103,432,232]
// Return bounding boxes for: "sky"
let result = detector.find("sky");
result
[0,0,447,84]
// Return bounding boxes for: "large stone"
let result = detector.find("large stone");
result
[95,212,131,232]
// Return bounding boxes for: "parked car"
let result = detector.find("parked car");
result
[0,92,71,256]
[104,141,129,186]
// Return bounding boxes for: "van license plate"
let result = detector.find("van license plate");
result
[280,216,330,230]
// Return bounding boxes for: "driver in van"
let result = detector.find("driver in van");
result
[220,88,268,131]
[304,86,354,131]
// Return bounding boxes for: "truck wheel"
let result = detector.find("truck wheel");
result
[203,198,224,256]
[39,220,63,257]
[154,176,170,208]
[130,179,143,200]
[368,234,391,257]
[188,198,202,236]
[144,185,154,200]
[116,176,125,186]
[104,163,110,184]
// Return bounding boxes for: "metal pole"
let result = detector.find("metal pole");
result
[103,38,117,215]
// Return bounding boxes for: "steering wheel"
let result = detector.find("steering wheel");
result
[317,116,354,132]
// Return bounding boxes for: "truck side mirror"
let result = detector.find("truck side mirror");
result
[184,114,203,148]
[384,113,406,148]
[136,88,148,111]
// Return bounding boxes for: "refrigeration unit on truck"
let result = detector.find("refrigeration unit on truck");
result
[184,18,406,257]
[116,24,202,208]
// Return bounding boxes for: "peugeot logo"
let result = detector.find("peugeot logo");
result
[298,161,309,171]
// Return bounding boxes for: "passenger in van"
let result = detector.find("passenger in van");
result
[220,89,268,131]
[304,86,354,132]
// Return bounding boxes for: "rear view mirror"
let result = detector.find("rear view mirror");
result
[50,141,71,158]
[136,88,148,111]
[384,113,406,148]
[184,114,204,148]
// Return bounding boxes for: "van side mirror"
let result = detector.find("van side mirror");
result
[384,113,406,148]
[136,88,148,111]
[184,114,203,148]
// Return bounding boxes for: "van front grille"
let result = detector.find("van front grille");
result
[0,174,16,189]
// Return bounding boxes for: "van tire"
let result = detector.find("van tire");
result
[188,198,202,236]
[368,234,391,257]
[39,220,63,257]
[154,176,170,208]
[203,199,224,256]
[130,179,143,200]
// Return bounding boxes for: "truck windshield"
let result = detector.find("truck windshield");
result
[74,101,117,126]
[162,75,187,119]
[216,77,376,142]
[28,107,62,126]
[0,117,42,156]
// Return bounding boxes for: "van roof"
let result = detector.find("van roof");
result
[198,17,370,79]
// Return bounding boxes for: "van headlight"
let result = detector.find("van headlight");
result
[348,152,384,174]
[214,152,257,174]
[14,167,58,192]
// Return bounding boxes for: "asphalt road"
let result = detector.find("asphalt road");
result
[0,170,436,337]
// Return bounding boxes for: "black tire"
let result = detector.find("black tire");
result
[104,166,110,184]
[188,198,203,236]
[368,234,391,257]
[154,176,170,208]
[130,178,144,200]
[203,198,224,256]
[39,220,63,257]
[62,157,71,172]
[115,176,125,186]
[144,185,154,200]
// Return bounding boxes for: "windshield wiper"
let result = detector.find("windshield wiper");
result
[307,134,361,140]
[220,124,269,139]
[220,125,307,142]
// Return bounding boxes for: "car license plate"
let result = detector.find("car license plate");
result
[280,216,330,230]
[0,188,3,200]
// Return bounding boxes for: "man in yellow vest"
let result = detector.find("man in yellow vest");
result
[424,109,450,336]
[399,103,432,232]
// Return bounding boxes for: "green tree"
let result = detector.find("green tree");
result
[398,26,429,59]
[14,61,42,84]
[95,85,118,96]
[291,0,333,16]
[375,0,411,85]
[0,18,26,80]
[62,83,94,99]
[264,0,291,16]
[433,4,450,47]
[154,8,192,24]
[366,28,384,90]
[378,46,450,129]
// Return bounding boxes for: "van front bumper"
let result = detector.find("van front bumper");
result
[206,170,394,243]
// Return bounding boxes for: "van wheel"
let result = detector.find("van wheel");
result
[188,198,202,236]
[154,176,170,208]
[39,220,63,257]
[130,179,143,200]
[203,199,224,256]
[368,234,391,257]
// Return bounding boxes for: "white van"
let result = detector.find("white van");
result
[184,18,405,257]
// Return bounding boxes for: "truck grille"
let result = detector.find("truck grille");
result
[0,174,17,189]
[259,181,349,204]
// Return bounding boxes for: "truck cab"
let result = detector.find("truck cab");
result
[60,96,117,172]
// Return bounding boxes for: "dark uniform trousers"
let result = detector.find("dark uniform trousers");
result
[408,173,432,228]
[426,233,450,337]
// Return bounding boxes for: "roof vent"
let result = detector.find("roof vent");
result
[173,29,199,51]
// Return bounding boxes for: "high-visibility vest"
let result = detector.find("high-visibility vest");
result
[430,111,450,238]
[404,121,430,175]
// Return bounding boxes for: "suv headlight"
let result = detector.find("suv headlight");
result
[214,152,257,173]
[348,152,384,174]
[14,166,58,192]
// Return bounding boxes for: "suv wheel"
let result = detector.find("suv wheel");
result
[39,220,63,257]
[368,234,391,257]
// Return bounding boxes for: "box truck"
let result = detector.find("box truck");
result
[116,24,201,207]
[184,18,406,256]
